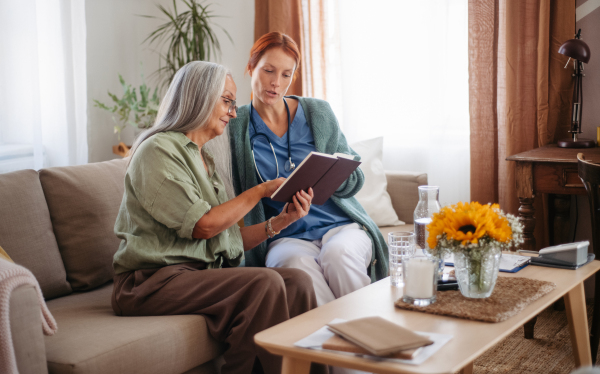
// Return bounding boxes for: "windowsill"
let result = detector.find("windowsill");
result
[0,144,34,161]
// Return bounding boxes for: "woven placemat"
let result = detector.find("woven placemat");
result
[394,277,556,323]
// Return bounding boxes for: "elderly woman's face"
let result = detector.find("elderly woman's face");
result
[250,48,296,106]
[206,75,237,138]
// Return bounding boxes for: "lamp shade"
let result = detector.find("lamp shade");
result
[559,38,591,63]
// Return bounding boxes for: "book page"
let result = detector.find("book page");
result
[333,152,355,160]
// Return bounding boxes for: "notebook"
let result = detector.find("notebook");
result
[270,152,361,205]
[326,316,434,356]
[322,334,423,359]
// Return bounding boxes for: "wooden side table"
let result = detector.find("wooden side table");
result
[506,144,600,251]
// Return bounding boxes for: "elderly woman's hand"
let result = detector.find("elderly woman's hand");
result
[260,178,286,198]
[279,188,313,225]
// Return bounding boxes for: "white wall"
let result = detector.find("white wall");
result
[86,0,254,163]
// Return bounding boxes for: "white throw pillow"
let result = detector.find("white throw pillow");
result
[351,137,404,227]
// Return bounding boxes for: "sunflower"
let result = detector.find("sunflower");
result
[427,202,513,248]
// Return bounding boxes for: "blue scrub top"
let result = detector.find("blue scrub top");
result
[249,99,353,241]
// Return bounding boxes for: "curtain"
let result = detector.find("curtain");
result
[301,0,344,125]
[470,0,574,209]
[254,0,305,96]
[469,0,574,248]
[0,0,88,173]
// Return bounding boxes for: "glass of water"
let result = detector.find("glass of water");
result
[388,231,416,287]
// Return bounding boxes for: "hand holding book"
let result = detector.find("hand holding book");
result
[280,188,314,222]
[256,184,314,237]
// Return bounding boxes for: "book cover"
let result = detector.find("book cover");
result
[270,152,360,205]
[327,316,433,356]
[311,157,361,205]
[322,334,423,359]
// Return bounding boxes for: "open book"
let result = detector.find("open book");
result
[270,152,361,205]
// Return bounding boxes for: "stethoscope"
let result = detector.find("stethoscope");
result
[249,97,296,182]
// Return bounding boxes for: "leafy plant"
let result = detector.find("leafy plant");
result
[141,0,232,89]
[93,74,160,141]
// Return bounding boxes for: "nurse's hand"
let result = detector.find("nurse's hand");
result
[280,188,314,225]
[260,177,286,198]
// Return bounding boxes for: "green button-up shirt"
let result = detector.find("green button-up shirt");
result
[113,131,244,275]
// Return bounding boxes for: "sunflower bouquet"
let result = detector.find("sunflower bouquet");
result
[426,202,523,256]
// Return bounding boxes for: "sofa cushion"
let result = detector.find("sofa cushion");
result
[39,159,127,291]
[351,137,403,227]
[0,169,72,299]
[45,284,224,374]
[385,171,427,224]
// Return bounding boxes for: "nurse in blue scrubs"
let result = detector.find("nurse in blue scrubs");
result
[229,32,388,306]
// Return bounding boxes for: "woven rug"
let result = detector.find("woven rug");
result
[463,303,596,374]
[395,277,556,322]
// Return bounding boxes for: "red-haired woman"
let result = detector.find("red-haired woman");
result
[229,32,388,306]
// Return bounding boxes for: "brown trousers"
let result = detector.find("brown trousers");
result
[112,263,317,374]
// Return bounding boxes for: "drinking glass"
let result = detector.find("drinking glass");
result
[388,231,416,287]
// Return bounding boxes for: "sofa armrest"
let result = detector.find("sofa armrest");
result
[10,284,48,374]
[385,170,428,224]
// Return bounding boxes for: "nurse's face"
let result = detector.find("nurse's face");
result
[250,48,296,106]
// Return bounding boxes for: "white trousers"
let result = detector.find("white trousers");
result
[266,223,372,306]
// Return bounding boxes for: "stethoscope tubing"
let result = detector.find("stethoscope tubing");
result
[249,97,295,182]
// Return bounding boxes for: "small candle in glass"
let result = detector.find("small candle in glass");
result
[402,256,438,306]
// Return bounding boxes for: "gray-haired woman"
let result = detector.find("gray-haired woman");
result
[111,61,316,374]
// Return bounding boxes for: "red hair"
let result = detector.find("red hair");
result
[246,32,301,78]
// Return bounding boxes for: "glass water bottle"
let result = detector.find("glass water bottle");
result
[413,186,442,255]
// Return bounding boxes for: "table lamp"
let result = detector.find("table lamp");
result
[557,29,594,148]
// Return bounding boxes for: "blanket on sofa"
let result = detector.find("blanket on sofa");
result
[0,259,57,374]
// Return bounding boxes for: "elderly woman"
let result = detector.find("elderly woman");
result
[111,61,316,374]
[229,32,388,306]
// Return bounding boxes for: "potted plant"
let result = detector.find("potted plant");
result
[95,0,229,156]
[142,0,232,89]
[93,74,159,156]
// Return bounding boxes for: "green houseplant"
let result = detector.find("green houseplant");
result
[95,0,229,153]
[142,0,232,89]
[94,74,159,141]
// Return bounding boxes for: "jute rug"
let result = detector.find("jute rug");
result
[459,303,596,374]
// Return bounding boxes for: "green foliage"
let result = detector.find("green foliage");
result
[93,74,159,141]
[141,0,232,89]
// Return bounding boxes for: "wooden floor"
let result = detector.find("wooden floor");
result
[470,303,595,374]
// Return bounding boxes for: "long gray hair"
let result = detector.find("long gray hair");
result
[129,61,236,198]
[129,61,229,160]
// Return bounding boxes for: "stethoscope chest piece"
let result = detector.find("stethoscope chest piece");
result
[285,158,295,172]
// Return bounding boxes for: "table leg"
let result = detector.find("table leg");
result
[524,316,537,339]
[564,282,592,367]
[459,362,473,374]
[515,162,535,251]
[281,356,311,374]
[518,197,536,251]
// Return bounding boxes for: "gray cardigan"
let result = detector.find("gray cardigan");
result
[228,96,388,281]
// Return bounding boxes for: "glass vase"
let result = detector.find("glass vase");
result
[413,186,443,275]
[454,246,502,298]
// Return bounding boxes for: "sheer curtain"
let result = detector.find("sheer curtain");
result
[329,0,469,206]
[0,0,87,173]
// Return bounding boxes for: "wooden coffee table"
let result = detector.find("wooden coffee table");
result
[255,261,600,374]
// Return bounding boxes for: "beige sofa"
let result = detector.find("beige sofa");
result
[0,158,426,374]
